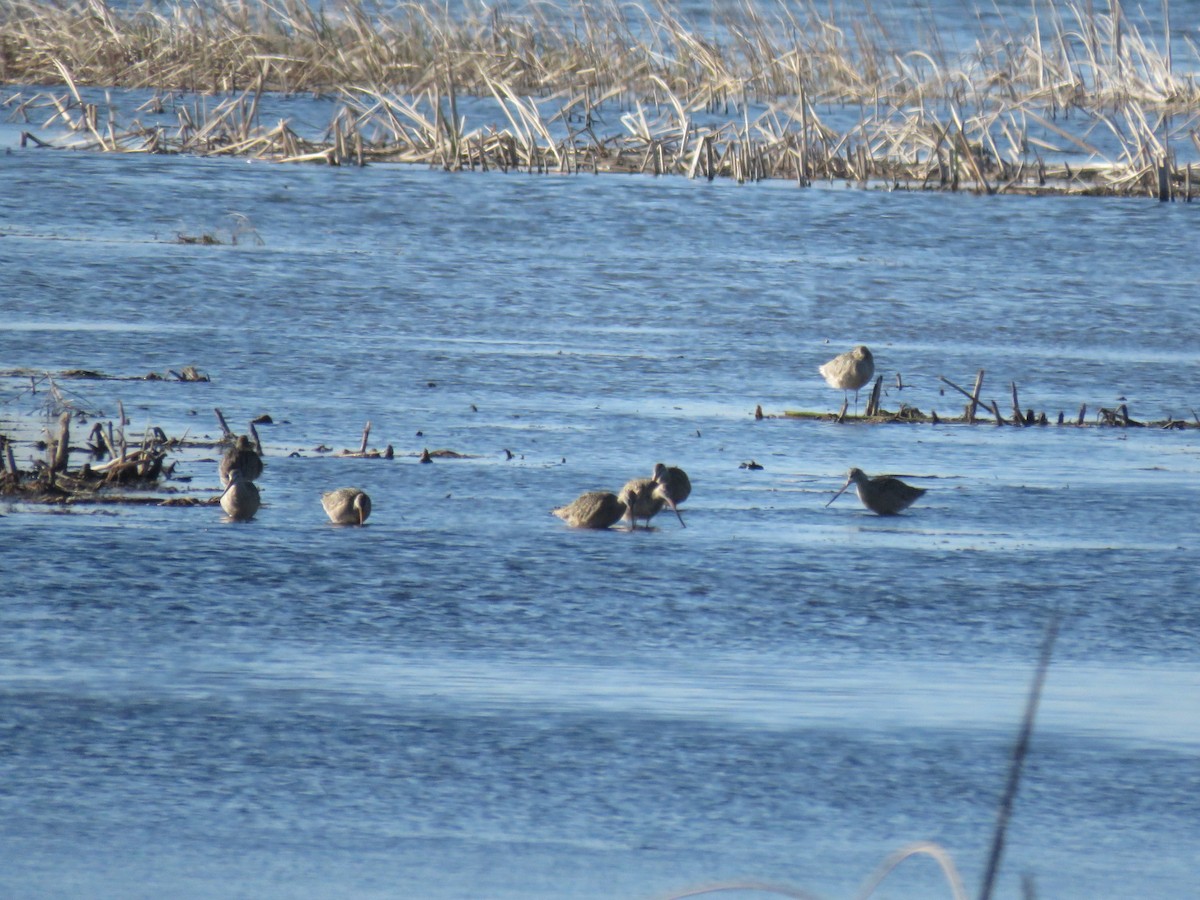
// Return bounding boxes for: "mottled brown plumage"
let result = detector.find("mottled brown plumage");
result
[551,491,626,529]
[826,467,925,516]
[619,477,667,531]
[219,434,263,486]
[652,463,690,527]
[322,488,372,525]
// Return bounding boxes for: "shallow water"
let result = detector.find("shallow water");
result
[1,122,1199,900]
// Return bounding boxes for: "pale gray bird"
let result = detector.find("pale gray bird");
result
[220,469,261,521]
[551,491,626,530]
[819,345,875,413]
[322,488,372,525]
[825,467,925,515]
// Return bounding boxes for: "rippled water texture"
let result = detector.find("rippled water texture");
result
[1,130,1199,900]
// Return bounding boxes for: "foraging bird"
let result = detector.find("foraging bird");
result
[322,487,372,525]
[219,470,261,521]
[551,491,626,530]
[652,463,690,527]
[619,477,667,531]
[825,467,925,516]
[819,345,875,413]
[219,434,263,486]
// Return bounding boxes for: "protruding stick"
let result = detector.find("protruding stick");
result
[214,408,232,438]
[969,369,985,423]
[52,411,71,473]
[359,421,371,455]
[865,376,883,417]
[978,614,1060,900]
[1010,382,1025,427]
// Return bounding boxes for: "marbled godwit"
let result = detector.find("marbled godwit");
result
[819,345,875,413]
[825,467,925,515]
[551,491,626,529]
[652,463,691,527]
[219,434,263,486]
[219,470,261,521]
[619,477,667,531]
[322,488,372,525]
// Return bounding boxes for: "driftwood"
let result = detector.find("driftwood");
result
[334,421,397,459]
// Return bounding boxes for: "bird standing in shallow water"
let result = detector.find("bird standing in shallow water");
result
[219,434,263,486]
[826,467,925,515]
[619,477,667,531]
[220,470,261,521]
[322,488,372,525]
[652,463,690,527]
[819,345,875,413]
[551,491,626,529]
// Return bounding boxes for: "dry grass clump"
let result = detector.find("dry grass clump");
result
[3,0,1200,197]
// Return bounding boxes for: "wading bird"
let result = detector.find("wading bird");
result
[619,477,667,531]
[825,467,925,516]
[219,434,263,486]
[322,488,372,525]
[551,491,626,530]
[652,463,690,527]
[220,469,261,521]
[819,345,875,413]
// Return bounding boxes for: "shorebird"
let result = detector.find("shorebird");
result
[819,345,875,413]
[825,467,925,516]
[619,477,667,531]
[219,470,261,521]
[652,463,690,527]
[322,488,372,525]
[551,491,626,530]
[219,434,263,486]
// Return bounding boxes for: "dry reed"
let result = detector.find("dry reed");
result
[3,0,1199,196]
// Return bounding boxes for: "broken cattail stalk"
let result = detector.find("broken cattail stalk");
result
[1010,382,1025,426]
[52,411,71,473]
[249,422,263,455]
[938,372,987,423]
[359,421,372,454]
[214,408,233,438]
[970,371,986,423]
[2,435,16,478]
[865,376,883,417]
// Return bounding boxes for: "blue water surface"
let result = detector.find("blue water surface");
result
[1,113,1199,900]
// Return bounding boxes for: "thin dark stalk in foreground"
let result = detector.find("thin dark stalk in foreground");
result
[978,612,1061,900]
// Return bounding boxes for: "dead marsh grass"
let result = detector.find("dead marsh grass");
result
[3,0,1200,196]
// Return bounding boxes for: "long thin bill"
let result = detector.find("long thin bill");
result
[824,481,851,508]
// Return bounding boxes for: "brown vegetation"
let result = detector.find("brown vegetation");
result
[2,0,1199,195]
